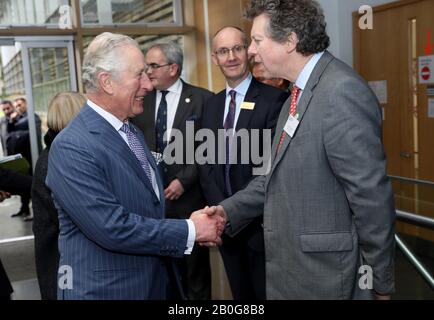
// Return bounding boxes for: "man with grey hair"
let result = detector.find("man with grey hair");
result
[131,42,213,300]
[46,32,224,300]
[210,0,395,300]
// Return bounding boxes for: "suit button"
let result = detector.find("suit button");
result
[164,168,168,173]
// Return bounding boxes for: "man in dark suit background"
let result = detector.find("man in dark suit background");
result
[131,42,213,300]
[6,97,41,220]
[0,100,15,156]
[0,167,33,300]
[199,26,288,300]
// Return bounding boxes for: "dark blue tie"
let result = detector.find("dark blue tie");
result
[120,122,153,184]
[224,90,237,196]
[156,90,168,155]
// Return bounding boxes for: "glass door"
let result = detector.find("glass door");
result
[17,36,77,170]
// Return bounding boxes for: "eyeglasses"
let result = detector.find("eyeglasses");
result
[214,45,247,58]
[145,63,172,72]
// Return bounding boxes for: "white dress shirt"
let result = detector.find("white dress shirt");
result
[294,52,324,103]
[155,78,183,139]
[223,73,253,127]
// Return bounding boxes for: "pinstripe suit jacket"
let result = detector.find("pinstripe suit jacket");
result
[46,105,189,300]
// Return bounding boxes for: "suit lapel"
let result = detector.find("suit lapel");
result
[172,81,192,130]
[81,105,160,202]
[235,78,258,131]
[214,92,226,131]
[268,51,335,179]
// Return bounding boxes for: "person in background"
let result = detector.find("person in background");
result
[0,166,33,301]
[131,42,213,300]
[32,91,86,300]
[252,61,290,91]
[0,259,13,300]
[199,26,288,300]
[0,100,15,156]
[7,97,42,221]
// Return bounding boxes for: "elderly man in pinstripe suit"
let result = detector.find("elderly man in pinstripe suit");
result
[46,32,225,300]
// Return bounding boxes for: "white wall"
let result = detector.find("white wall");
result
[318,0,399,66]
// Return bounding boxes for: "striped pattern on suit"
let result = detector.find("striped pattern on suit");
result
[46,105,189,300]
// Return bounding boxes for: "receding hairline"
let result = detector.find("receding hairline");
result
[212,26,247,49]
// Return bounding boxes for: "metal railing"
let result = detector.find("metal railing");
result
[388,175,434,289]
[395,211,434,290]
[389,175,434,188]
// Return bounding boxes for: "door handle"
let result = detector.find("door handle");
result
[400,151,413,158]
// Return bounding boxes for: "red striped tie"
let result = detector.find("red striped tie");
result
[276,85,300,153]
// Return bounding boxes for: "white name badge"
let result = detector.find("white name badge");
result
[283,115,299,138]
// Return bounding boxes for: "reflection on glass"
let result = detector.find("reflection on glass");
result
[28,47,71,142]
[81,0,178,25]
[0,0,70,26]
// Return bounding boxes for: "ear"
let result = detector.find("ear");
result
[170,64,180,77]
[211,53,219,66]
[98,72,114,95]
[286,32,298,53]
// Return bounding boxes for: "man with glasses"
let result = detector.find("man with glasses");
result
[131,42,213,300]
[199,26,288,300]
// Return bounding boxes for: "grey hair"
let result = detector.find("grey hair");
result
[245,0,330,55]
[147,42,183,76]
[82,32,141,92]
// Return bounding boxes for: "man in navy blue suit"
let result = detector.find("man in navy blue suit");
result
[46,32,225,300]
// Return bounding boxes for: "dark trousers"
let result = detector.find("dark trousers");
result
[219,220,266,300]
[177,245,211,300]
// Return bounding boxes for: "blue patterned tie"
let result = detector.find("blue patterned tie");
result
[156,90,168,154]
[224,90,237,196]
[120,122,153,184]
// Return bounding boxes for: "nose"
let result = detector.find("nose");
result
[248,42,256,58]
[141,73,154,92]
[227,49,237,61]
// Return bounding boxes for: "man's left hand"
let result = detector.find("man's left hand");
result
[164,179,184,201]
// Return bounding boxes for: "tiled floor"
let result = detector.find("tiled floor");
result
[1,196,433,300]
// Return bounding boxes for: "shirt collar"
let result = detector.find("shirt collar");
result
[295,52,324,91]
[226,73,252,97]
[158,78,183,96]
[87,99,126,132]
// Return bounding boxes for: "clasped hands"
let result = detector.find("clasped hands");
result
[189,205,227,247]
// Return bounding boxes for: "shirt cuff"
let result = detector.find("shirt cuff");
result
[184,219,196,255]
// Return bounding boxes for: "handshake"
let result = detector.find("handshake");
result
[189,205,227,247]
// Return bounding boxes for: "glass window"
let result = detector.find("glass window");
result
[81,0,182,26]
[0,0,70,27]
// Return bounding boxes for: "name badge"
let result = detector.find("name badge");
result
[283,115,299,138]
[241,102,255,110]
